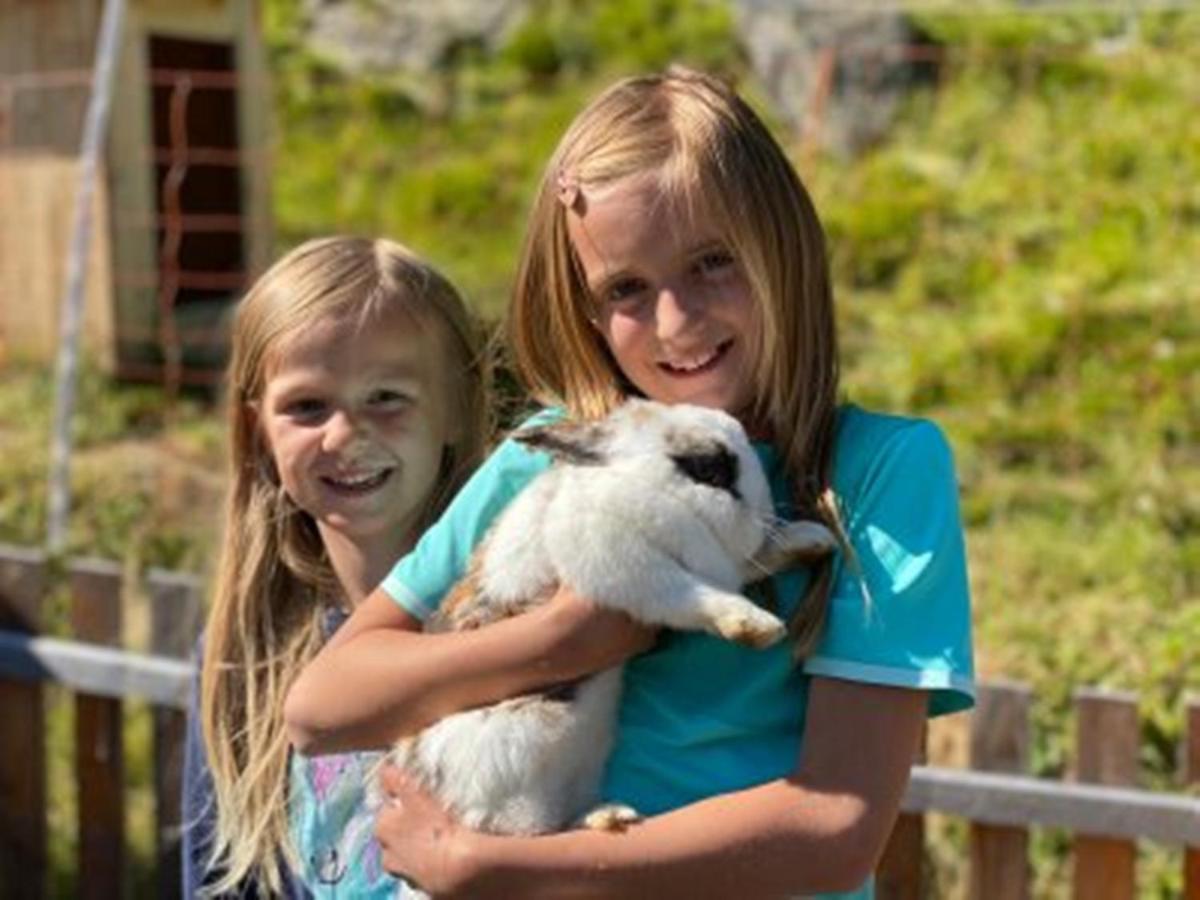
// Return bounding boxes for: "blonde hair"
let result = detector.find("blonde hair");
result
[509,67,842,656]
[199,236,490,893]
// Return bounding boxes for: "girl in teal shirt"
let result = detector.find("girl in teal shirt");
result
[286,67,974,898]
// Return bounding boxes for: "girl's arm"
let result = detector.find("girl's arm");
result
[284,586,655,754]
[376,677,927,898]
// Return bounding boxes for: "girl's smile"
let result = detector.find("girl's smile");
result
[567,176,759,417]
[319,466,395,495]
[656,337,734,375]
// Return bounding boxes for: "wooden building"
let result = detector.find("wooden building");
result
[0,0,272,383]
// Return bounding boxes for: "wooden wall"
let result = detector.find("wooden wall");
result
[0,154,114,367]
[0,0,100,153]
[0,0,271,372]
[108,0,273,374]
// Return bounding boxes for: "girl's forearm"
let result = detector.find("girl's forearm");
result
[456,778,882,898]
[371,680,924,897]
[285,588,653,754]
[286,602,563,754]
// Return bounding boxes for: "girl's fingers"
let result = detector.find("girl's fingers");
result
[377,765,451,824]
[379,762,408,797]
[374,767,470,892]
[544,587,659,674]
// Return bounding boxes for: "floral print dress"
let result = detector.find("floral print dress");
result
[289,747,395,897]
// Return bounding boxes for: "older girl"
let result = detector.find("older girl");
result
[287,68,974,898]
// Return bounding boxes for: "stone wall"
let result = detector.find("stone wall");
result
[300,0,938,154]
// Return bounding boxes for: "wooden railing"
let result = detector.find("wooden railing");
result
[0,546,198,900]
[1,543,1197,899]
[877,683,1200,898]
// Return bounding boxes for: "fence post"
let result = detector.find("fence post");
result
[70,557,124,900]
[876,724,927,898]
[0,545,49,900]
[1072,688,1138,900]
[1185,697,1199,899]
[147,568,202,900]
[970,681,1032,900]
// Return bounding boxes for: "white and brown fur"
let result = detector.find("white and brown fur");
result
[391,400,834,844]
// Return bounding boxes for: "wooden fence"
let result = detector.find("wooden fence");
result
[0,546,197,900]
[0,543,1197,899]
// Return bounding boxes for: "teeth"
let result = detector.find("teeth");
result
[662,346,720,372]
[326,469,388,488]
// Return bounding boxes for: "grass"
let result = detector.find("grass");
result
[5,2,1198,896]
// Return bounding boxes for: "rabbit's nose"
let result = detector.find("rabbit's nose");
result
[672,448,740,498]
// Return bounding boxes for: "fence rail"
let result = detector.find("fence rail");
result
[0,543,1197,898]
[0,631,190,709]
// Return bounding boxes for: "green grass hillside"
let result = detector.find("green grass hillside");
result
[2,3,1196,895]
[268,1,1200,789]
[819,16,1200,777]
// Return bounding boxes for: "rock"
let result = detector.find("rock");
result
[302,0,529,76]
[296,0,937,155]
[734,0,938,156]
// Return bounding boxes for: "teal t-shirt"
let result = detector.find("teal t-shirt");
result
[381,404,975,899]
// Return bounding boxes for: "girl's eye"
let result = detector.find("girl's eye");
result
[602,277,650,308]
[694,249,736,277]
[283,398,327,420]
[368,389,414,411]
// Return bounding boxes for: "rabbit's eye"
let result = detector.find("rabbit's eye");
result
[672,448,740,497]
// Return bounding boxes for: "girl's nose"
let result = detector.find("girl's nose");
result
[654,284,699,339]
[322,410,362,451]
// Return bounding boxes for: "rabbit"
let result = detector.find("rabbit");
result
[390,399,836,844]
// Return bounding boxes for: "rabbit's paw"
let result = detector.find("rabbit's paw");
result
[715,610,786,649]
[748,521,837,580]
[777,520,836,554]
[581,803,642,832]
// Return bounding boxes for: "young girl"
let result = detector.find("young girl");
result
[181,236,490,897]
[285,68,974,898]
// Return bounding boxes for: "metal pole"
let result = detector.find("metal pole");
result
[46,0,128,553]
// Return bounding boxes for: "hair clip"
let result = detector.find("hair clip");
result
[555,170,581,211]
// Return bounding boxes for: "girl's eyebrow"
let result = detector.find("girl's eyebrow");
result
[264,380,327,408]
[687,237,729,255]
[266,361,424,398]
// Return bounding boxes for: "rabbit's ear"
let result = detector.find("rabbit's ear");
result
[515,422,607,465]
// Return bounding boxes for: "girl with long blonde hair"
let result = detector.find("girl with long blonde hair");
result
[182,236,490,896]
[286,68,974,898]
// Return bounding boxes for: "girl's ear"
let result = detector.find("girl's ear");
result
[243,400,281,485]
[515,421,607,466]
[244,399,267,450]
[439,391,464,445]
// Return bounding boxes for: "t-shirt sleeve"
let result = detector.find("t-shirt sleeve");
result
[380,425,554,621]
[805,419,975,717]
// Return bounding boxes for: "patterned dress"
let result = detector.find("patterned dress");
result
[183,607,400,897]
[288,747,396,897]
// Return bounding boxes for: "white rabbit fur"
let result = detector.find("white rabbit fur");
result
[390,399,834,843]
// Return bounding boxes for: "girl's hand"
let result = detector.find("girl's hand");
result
[537,585,659,680]
[376,764,475,896]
